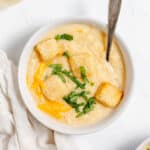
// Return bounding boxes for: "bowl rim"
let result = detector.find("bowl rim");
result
[18,17,134,135]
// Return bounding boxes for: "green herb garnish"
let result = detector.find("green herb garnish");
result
[80,66,95,86]
[48,64,66,83]
[63,51,70,58]
[49,64,62,72]
[80,66,89,83]
[63,91,90,113]
[63,91,86,112]
[76,97,95,117]
[83,97,95,112]
[62,70,85,89]
[63,91,95,117]
[90,82,95,86]
[49,64,85,88]
[49,64,96,117]
[55,33,73,41]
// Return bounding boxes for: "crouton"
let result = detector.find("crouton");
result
[35,39,60,61]
[95,82,123,107]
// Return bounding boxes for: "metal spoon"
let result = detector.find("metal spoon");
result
[106,0,122,61]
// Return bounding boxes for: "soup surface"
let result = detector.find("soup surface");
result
[26,24,125,126]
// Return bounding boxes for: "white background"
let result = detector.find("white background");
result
[0,0,150,149]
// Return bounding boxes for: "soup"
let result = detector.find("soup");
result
[26,24,125,126]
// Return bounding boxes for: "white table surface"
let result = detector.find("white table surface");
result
[0,0,150,149]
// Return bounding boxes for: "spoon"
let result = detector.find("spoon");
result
[106,0,122,61]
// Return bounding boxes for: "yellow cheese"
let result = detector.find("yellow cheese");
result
[38,101,71,119]
[29,62,47,100]
[27,62,71,119]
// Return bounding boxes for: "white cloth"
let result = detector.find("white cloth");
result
[0,50,79,150]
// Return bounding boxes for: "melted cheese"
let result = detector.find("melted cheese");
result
[31,62,46,101]
[38,101,71,119]
[27,61,71,118]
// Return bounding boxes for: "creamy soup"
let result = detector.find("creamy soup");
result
[26,24,125,126]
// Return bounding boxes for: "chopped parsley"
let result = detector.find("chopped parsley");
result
[62,70,85,89]
[76,97,95,117]
[80,66,89,83]
[80,66,95,86]
[55,33,73,41]
[48,63,96,117]
[63,91,95,117]
[90,82,95,86]
[63,51,70,58]
[48,64,66,83]
[49,64,85,89]
[63,91,86,112]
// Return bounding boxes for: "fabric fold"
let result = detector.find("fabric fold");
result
[0,50,78,150]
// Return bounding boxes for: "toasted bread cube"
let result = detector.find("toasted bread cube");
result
[95,82,123,108]
[69,52,102,96]
[35,39,60,61]
[69,52,99,80]
[42,76,75,102]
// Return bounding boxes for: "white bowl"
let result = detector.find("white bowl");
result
[18,18,133,135]
[136,138,150,150]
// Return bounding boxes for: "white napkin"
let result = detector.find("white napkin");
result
[0,49,79,150]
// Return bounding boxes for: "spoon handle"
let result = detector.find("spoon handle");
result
[106,0,122,61]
